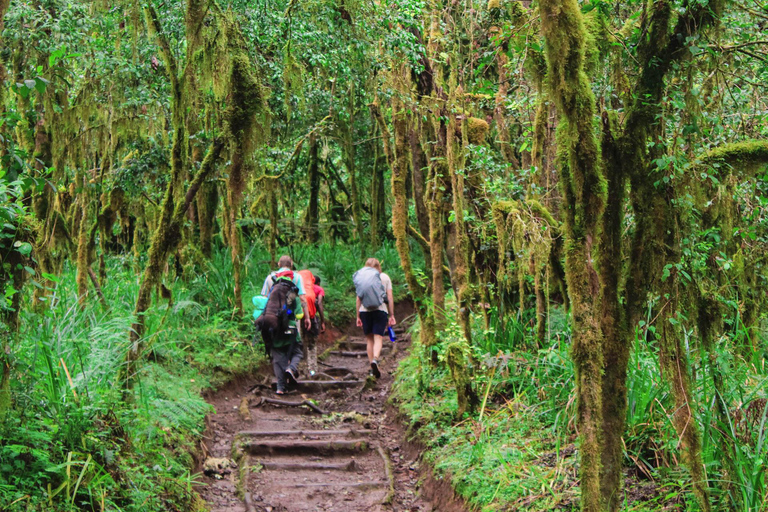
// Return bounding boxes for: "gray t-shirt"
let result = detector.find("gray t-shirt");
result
[358,272,392,314]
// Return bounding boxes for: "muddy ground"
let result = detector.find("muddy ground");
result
[198,306,466,512]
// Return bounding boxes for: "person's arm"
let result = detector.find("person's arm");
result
[261,276,272,296]
[356,296,362,327]
[387,288,396,326]
[317,295,325,331]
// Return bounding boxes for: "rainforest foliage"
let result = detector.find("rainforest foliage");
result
[0,0,767,510]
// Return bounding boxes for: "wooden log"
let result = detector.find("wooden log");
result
[284,481,388,489]
[242,439,371,455]
[270,380,364,392]
[237,429,373,438]
[257,460,359,472]
[258,397,328,414]
[329,351,372,357]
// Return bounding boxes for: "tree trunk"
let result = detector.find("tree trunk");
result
[76,172,90,308]
[227,151,245,316]
[598,112,629,511]
[539,0,607,509]
[372,97,435,347]
[305,133,320,243]
[370,128,382,250]
[409,122,432,247]
[197,180,218,258]
[446,104,472,345]
[339,119,363,249]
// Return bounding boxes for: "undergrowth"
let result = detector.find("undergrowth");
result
[393,302,768,511]
[0,240,408,511]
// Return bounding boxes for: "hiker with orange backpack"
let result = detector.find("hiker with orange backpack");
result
[296,268,321,376]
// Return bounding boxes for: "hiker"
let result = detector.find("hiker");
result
[313,276,326,334]
[297,268,320,376]
[257,255,311,394]
[353,258,395,379]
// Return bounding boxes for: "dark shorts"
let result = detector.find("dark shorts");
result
[360,310,388,336]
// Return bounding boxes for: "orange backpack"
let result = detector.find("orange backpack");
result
[297,270,317,319]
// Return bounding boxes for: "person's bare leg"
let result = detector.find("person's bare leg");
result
[366,333,375,362]
[372,334,383,360]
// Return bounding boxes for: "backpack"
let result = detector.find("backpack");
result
[255,276,300,351]
[297,269,317,319]
[353,266,386,310]
[252,295,268,320]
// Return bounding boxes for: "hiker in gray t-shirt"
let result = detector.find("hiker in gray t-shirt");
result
[354,258,396,379]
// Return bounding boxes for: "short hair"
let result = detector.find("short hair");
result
[365,257,382,272]
[278,255,293,268]
[314,276,321,285]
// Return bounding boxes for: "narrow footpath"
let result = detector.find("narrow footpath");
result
[198,311,457,512]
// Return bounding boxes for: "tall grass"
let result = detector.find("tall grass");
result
[2,250,261,511]
[1,239,407,510]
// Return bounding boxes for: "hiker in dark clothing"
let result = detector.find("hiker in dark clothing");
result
[257,255,310,394]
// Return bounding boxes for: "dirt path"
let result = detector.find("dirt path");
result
[198,319,446,512]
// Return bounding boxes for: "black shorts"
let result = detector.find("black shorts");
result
[360,310,388,336]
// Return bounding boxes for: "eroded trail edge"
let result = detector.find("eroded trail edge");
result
[198,324,455,512]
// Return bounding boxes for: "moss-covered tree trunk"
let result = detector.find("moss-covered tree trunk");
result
[598,112,628,510]
[197,180,218,258]
[305,133,320,243]
[267,179,278,266]
[370,129,383,249]
[615,2,726,507]
[372,96,435,347]
[76,171,90,308]
[339,111,363,248]
[539,0,607,509]
[409,123,431,243]
[226,151,246,316]
[446,103,472,345]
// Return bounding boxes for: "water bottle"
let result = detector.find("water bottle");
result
[387,326,396,342]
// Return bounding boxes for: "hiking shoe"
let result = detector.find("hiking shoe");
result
[285,367,298,386]
[276,387,286,395]
[370,360,381,379]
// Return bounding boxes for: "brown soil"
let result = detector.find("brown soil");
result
[198,312,467,512]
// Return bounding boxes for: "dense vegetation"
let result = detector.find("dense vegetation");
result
[0,0,767,510]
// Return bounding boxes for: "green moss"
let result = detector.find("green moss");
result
[466,117,489,145]
[693,141,768,177]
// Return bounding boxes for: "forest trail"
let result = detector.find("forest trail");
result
[198,308,457,512]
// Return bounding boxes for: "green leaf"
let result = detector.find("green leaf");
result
[13,241,32,256]
[41,272,60,283]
